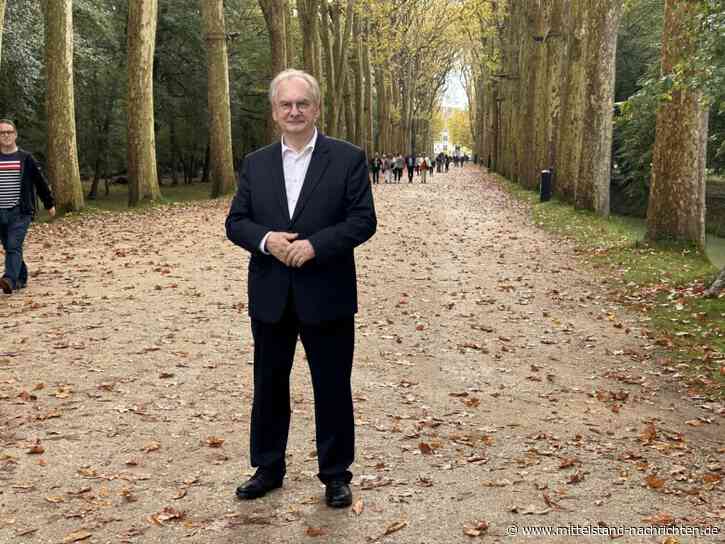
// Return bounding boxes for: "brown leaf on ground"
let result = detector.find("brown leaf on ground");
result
[641,422,657,443]
[305,526,327,537]
[384,520,408,535]
[642,512,676,525]
[463,520,489,537]
[143,442,160,453]
[645,474,666,490]
[206,436,225,448]
[419,442,433,454]
[27,441,45,454]
[352,499,364,515]
[63,531,92,543]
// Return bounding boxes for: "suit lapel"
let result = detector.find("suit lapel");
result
[269,142,291,222]
[291,133,331,224]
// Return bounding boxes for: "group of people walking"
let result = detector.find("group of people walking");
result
[368,152,465,185]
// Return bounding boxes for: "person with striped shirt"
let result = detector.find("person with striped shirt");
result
[0,119,55,294]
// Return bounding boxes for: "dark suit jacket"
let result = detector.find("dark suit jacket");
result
[225,133,377,324]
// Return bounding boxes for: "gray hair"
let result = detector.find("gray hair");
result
[0,119,17,131]
[268,69,321,106]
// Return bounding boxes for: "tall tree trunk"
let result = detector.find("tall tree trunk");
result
[319,2,335,134]
[362,22,373,154]
[297,0,319,76]
[574,0,622,216]
[127,0,161,206]
[353,14,364,148]
[646,0,708,248]
[344,72,355,142]
[375,65,387,152]
[0,0,6,65]
[285,0,294,67]
[546,0,570,174]
[259,0,288,141]
[42,0,83,212]
[329,0,354,136]
[201,0,236,198]
[554,0,588,202]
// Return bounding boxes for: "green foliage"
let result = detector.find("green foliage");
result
[612,0,725,217]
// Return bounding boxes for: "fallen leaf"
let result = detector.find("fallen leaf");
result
[206,436,225,448]
[63,531,92,543]
[305,526,327,537]
[352,499,364,515]
[384,520,408,535]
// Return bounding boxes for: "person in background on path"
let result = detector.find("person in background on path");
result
[395,153,404,183]
[0,119,55,295]
[428,155,435,179]
[405,153,415,183]
[415,156,421,177]
[382,154,392,184]
[225,69,377,509]
[436,152,443,173]
[445,154,451,172]
[370,152,381,185]
[420,156,428,184]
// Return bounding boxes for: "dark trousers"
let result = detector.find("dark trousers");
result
[249,293,355,484]
[371,170,379,184]
[0,205,31,289]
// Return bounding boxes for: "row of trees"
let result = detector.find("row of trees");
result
[0,0,465,213]
[461,0,723,249]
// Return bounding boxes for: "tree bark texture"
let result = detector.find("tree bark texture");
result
[646,0,708,248]
[201,0,236,198]
[0,0,6,66]
[353,14,365,149]
[127,0,161,206]
[43,0,84,212]
[258,0,288,141]
[319,2,336,135]
[362,22,373,154]
[574,0,622,216]
[297,0,320,77]
[554,0,588,202]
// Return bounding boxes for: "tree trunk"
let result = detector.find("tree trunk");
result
[554,0,588,202]
[319,2,335,135]
[362,21,373,154]
[127,0,161,206]
[646,0,708,248]
[201,0,236,198]
[42,0,84,213]
[297,0,319,77]
[353,14,364,148]
[258,0,288,142]
[574,0,622,216]
[0,0,6,65]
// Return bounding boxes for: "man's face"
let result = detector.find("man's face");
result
[0,123,17,149]
[272,78,319,138]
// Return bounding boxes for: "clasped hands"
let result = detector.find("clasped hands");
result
[266,232,315,268]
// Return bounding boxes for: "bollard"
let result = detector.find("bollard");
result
[540,169,552,202]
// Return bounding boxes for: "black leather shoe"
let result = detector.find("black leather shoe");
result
[235,471,283,500]
[325,480,352,508]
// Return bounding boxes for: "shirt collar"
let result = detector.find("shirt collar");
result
[281,127,318,156]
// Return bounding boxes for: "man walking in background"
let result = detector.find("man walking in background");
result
[225,69,377,508]
[0,119,55,295]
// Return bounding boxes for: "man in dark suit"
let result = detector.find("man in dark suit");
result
[225,69,376,508]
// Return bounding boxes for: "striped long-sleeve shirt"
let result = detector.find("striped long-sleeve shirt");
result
[0,152,22,209]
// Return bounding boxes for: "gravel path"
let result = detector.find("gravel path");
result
[0,166,722,543]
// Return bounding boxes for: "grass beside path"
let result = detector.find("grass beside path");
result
[492,172,725,400]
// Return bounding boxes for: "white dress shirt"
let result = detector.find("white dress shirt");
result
[259,128,318,253]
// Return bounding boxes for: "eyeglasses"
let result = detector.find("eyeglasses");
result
[0,131,15,135]
[278,100,312,113]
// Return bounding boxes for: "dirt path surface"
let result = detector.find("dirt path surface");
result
[1,167,723,544]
